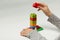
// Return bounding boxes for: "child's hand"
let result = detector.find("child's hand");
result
[37,3,52,17]
[33,2,52,17]
[20,28,33,37]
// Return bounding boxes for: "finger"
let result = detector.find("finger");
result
[39,2,47,7]
[23,28,29,30]
[37,8,41,11]
[24,28,32,30]
[37,6,44,11]
[20,32,23,36]
[21,32,27,37]
[23,28,28,31]
[21,31,25,36]
[23,29,26,31]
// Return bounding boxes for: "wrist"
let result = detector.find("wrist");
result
[46,11,52,17]
[44,9,52,17]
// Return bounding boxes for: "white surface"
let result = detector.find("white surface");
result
[0,0,60,40]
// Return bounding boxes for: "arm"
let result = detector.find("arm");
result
[48,14,60,29]
[21,28,47,40]
[37,3,60,29]
[27,30,47,40]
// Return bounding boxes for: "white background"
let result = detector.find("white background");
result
[0,0,60,40]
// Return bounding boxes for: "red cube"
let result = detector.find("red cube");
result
[33,2,40,8]
[36,25,41,29]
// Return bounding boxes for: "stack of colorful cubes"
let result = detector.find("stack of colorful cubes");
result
[29,13,43,31]
[30,13,37,29]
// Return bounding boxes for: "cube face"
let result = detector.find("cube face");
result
[30,13,37,18]
[30,23,36,26]
[29,26,35,29]
[37,27,44,31]
[36,25,41,29]
[30,21,36,24]
[33,2,40,8]
[30,18,36,21]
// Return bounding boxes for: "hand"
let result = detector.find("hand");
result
[38,3,52,17]
[20,28,33,37]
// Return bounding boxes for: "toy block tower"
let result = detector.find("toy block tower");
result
[29,13,43,31]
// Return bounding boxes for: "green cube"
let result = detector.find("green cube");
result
[37,27,44,32]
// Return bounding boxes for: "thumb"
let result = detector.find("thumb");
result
[37,6,44,11]
[39,6,44,10]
